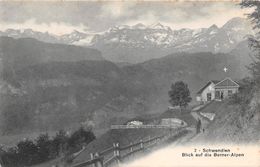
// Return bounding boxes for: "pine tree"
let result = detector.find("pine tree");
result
[240,1,260,86]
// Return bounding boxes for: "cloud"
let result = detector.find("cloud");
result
[123,1,253,30]
[0,1,254,33]
[124,12,160,26]
[99,2,135,18]
[0,19,89,35]
[165,3,253,29]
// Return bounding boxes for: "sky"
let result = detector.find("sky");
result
[0,1,254,35]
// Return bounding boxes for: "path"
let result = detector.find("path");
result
[120,128,197,167]
[120,104,214,167]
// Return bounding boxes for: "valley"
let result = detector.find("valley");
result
[0,27,254,144]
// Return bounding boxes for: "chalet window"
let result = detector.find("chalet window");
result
[228,90,233,96]
[215,91,220,99]
[207,93,211,101]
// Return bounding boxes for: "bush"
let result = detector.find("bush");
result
[17,139,39,165]
[230,77,254,106]
[68,127,96,150]
[36,134,52,163]
[1,147,19,167]
[0,127,95,167]
[51,130,69,157]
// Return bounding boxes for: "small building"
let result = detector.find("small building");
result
[167,106,179,110]
[126,120,143,126]
[196,77,239,102]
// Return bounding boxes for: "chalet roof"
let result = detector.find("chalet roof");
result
[211,80,220,84]
[197,78,239,95]
[197,80,219,94]
[215,77,239,87]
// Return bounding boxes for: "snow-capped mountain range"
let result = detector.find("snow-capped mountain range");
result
[0,17,255,63]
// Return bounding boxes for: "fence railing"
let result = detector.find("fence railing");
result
[71,127,186,167]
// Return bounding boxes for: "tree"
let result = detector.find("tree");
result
[16,139,38,165]
[240,1,260,86]
[35,133,52,162]
[68,127,95,150]
[168,81,192,110]
[51,130,69,157]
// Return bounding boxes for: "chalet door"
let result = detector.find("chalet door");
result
[220,91,224,100]
[207,93,211,101]
[228,90,233,97]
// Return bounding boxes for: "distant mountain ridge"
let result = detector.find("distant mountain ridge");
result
[0,17,255,63]
[0,36,103,67]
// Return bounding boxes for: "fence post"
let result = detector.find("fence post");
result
[157,137,160,144]
[117,143,120,165]
[116,143,120,158]
[148,136,151,146]
[130,142,133,152]
[113,142,120,165]
[94,152,103,167]
[113,142,117,157]
[140,139,143,151]
[90,153,95,167]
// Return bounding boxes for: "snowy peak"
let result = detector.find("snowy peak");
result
[61,30,87,40]
[222,17,255,34]
[23,28,33,34]
[222,17,248,29]
[149,23,164,29]
[109,22,173,31]
[132,23,146,29]
[209,24,219,30]
[148,23,172,31]
[0,17,255,63]
[207,24,219,35]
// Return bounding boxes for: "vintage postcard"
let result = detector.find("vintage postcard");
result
[0,1,259,167]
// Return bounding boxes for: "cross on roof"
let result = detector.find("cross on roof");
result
[224,67,228,73]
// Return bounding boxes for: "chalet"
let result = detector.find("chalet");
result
[196,77,239,102]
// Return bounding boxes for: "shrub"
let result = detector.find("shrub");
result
[68,127,96,150]
[51,130,69,157]
[0,127,95,167]
[16,139,39,165]
[1,147,19,167]
[230,77,254,106]
[35,133,52,163]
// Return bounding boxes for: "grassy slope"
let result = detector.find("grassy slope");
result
[196,101,225,114]
[193,98,260,144]
[72,128,172,164]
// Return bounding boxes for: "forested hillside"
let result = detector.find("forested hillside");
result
[0,36,253,142]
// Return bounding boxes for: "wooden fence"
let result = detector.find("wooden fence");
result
[71,127,186,167]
